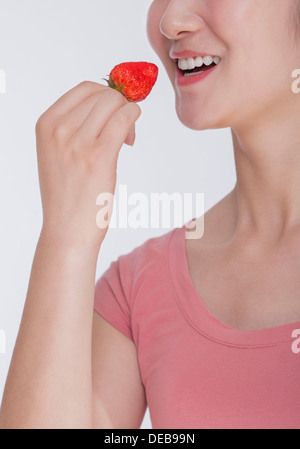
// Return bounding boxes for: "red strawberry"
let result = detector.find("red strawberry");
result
[102,61,158,103]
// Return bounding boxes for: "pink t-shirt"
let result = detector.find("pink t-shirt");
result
[94,222,300,429]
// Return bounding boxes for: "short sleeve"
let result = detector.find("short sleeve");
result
[94,257,134,342]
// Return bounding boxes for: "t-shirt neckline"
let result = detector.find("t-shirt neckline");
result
[168,221,300,348]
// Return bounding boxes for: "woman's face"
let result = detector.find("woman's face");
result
[147,0,300,131]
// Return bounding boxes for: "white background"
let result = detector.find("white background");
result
[0,0,236,428]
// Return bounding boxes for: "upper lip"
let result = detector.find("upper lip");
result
[170,50,219,60]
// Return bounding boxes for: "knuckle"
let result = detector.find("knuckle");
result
[52,119,70,141]
[35,108,56,135]
[78,80,104,94]
[35,111,53,135]
[78,80,94,89]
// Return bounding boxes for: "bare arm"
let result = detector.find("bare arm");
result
[0,81,141,428]
[92,312,147,429]
[0,236,98,428]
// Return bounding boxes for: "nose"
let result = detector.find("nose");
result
[159,0,205,40]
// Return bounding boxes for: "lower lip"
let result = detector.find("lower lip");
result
[175,63,219,87]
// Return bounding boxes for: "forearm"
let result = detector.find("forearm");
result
[0,232,99,429]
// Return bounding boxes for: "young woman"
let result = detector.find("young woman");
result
[1,0,300,429]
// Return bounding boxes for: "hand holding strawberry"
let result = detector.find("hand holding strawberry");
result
[35,62,158,250]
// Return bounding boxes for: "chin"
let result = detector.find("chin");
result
[175,101,230,131]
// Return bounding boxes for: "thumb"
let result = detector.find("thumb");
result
[125,124,136,146]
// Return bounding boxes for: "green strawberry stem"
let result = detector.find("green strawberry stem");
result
[101,75,133,102]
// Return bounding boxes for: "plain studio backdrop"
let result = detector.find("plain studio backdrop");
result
[0,0,235,428]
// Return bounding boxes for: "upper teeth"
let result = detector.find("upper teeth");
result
[178,55,221,70]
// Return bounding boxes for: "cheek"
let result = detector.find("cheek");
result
[146,2,163,57]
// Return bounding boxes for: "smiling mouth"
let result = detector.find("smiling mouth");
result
[181,62,217,76]
[174,55,222,77]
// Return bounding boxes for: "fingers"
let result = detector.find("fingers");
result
[42,81,106,120]
[69,89,128,146]
[94,102,141,166]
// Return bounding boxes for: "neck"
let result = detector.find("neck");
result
[229,100,300,245]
